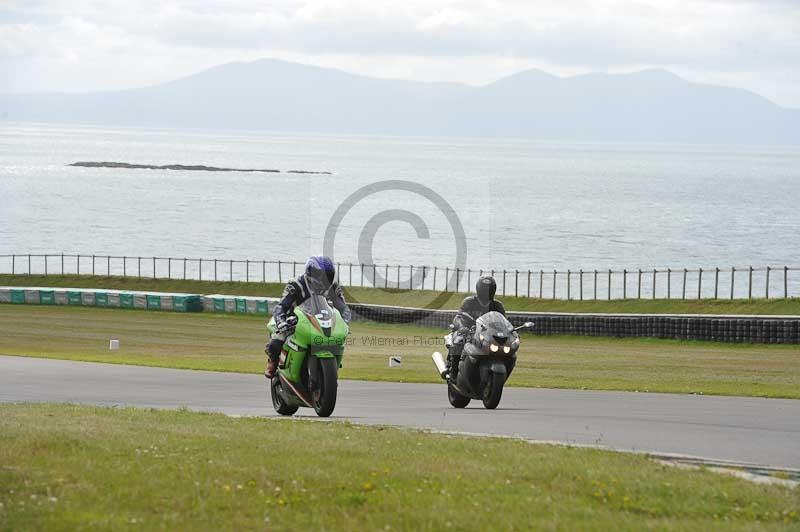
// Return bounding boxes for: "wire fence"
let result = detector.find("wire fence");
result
[1,253,799,300]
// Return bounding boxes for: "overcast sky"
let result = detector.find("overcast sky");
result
[1,0,799,107]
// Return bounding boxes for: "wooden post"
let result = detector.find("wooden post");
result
[637,269,642,299]
[579,269,583,301]
[697,268,703,299]
[730,267,735,300]
[748,266,753,299]
[714,267,719,299]
[766,266,771,299]
[552,270,557,299]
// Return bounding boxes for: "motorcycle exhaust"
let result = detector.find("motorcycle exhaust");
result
[432,352,447,379]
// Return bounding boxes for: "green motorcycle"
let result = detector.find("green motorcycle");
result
[267,294,350,417]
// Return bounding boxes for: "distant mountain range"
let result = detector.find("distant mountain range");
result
[2,58,798,144]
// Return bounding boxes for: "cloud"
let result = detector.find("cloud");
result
[1,0,799,106]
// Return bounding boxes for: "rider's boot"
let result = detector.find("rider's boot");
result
[264,357,278,379]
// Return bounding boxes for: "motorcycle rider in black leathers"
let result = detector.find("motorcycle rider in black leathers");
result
[264,255,352,379]
[447,275,505,380]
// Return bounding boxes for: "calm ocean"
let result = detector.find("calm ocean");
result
[2,123,799,289]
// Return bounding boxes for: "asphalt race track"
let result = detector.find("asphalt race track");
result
[1,355,798,469]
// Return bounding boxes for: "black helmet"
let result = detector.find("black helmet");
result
[475,275,496,305]
[305,255,336,294]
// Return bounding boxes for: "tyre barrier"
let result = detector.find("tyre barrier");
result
[3,287,798,344]
[347,303,800,344]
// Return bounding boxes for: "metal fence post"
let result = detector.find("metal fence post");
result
[579,270,583,300]
[567,270,571,300]
[714,267,719,299]
[467,269,472,292]
[730,267,735,300]
[456,268,461,292]
[153,257,156,279]
[11,254,15,274]
[123,256,126,277]
[411,266,415,290]
[515,270,519,297]
[91,254,94,276]
[785,266,789,299]
[527,270,531,298]
[432,266,437,291]
[502,270,506,296]
[682,269,687,299]
[28,254,31,275]
[444,267,449,291]
[748,266,753,299]
[77,254,80,275]
[293,262,297,278]
[539,270,544,298]
[637,269,642,299]
[361,264,365,287]
[214,259,217,281]
[622,269,626,299]
[246,260,249,282]
[278,261,282,283]
[138,256,141,278]
[652,269,656,299]
[168,257,172,279]
[374,264,378,288]
[261,260,265,283]
[697,268,703,299]
[199,258,203,281]
[766,266,771,299]
[607,269,611,300]
[44,255,48,275]
[553,270,557,299]
[397,265,401,289]
[229,260,233,282]
[385,264,389,289]
[667,268,671,299]
[106,255,110,277]
[593,269,597,300]
[61,253,64,275]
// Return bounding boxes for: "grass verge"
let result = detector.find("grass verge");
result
[1,305,799,398]
[2,274,800,314]
[0,403,797,530]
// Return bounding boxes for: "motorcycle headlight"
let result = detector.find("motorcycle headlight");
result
[503,345,511,354]
[489,343,499,352]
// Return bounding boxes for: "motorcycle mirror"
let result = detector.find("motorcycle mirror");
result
[515,321,535,331]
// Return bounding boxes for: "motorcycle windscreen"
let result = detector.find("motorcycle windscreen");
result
[299,294,336,337]
[475,311,515,345]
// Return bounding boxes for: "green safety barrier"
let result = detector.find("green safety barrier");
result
[0,287,203,313]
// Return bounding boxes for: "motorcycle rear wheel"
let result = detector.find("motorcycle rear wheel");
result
[271,376,299,416]
[448,383,471,408]
[313,357,338,417]
[482,373,504,409]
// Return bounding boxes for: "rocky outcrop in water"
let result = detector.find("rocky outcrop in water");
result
[69,161,332,174]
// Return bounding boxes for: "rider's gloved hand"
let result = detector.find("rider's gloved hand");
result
[276,319,291,333]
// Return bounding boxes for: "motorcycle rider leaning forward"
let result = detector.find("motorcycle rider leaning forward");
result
[265,256,352,379]
[446,275,506,380]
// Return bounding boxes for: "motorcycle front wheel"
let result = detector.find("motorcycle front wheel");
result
[271,376,299,416]
[482,373,504,409]
[312,357,338,417]
[448,383,471,408]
